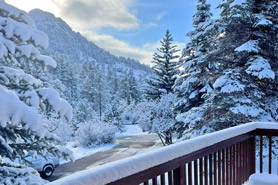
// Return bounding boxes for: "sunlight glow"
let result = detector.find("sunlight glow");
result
[6,0,58,14]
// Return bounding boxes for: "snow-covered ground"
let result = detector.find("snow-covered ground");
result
[256,157,278,174]
[60,142,117,164]
[244,173,278,185]
[62,124,151,164]
[116,124,152,138]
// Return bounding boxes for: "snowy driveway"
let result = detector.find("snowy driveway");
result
[48,134,160,182]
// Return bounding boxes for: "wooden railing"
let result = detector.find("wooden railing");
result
[109,133,256,185]
[252,128,278,174]
[49,123,278,185]
[109,129,276,185]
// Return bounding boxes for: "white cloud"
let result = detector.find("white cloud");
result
[83,31,184,65]
[83,31,153,65]
[50,0,165,65]
[156,11,167,21]
[5,0,184,65]
[52,0,139,30]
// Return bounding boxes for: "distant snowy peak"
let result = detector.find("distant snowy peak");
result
[29,9,72,32]
[28,9,150,75]
[29,9,82,41]
[29,9,57,22]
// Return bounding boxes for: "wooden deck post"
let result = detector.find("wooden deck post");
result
[250,137,256,175]
[173,167,181,185]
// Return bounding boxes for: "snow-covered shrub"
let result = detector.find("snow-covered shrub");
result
[152,93,176,134]
[42,114,73,144]
[120,101,137,125]
[77,115,115,146]
[0,163,47,185]
[135,93,176,145]
[135,100,156,132]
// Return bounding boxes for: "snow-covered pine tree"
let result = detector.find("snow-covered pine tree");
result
[143,30,179,144]
[104,95,126,132]
[129,71,141,104]
[174,0,215,135]
[58,60,79,103]
[118,73,130,104]
[144,29,180,100]
[175,0,278,139]
[117,70,140,105]
[73,100,95,130]
[80,61,98,107]
[0,2,72,183]
[95,64,109,120]
[126,70,141,104]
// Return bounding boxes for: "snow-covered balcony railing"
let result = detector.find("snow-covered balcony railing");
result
[49,122,278,185]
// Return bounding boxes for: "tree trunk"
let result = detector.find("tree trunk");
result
[158,133,166,146]
[99,84,102,121]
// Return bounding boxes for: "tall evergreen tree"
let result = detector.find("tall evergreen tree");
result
[0,1,72,183]
[143,30,179,145]
[104,95,126,131]
[174,0,214,121]
[127,70,141,104]
[80,61,98,104]
[145,29,180,100]
[175,0,278,139]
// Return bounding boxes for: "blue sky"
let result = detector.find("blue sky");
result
[102,0,220,47]
[7,0,222,64]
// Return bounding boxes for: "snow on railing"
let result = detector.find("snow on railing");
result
[48,122,278,185]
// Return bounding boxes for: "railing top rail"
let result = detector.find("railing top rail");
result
[48,122,278,185]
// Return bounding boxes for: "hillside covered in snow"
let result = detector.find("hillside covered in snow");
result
[29,9,150,74]
[26,9,152,131]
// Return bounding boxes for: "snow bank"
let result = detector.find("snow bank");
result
[247,173,278,185]
[116,125,149,138]
[48,122,278,185]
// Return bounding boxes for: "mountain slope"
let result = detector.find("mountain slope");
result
[29,9,150,74]
[27,9,151,124]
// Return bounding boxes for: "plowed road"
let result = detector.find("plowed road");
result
[48,134,159,182]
